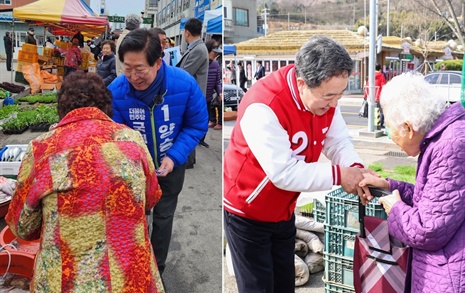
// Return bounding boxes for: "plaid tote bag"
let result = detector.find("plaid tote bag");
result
[353,213,411,293]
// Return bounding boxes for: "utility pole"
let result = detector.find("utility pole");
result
[368,0,377,132]
[386,0,390,36]
[262,8,269,36]
[288,12,290,30]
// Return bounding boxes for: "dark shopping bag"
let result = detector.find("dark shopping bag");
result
[359,99,368,118]
[353,188,411,293]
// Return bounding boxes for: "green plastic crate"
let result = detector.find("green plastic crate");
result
[14,71,28,84]
[314,198,325,223]
[325,187,387,231]
[324,253,354,288]
[325,280,355,293]
[325,225,358,257]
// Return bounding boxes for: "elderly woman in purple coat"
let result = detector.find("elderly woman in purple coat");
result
[360,73,465,292]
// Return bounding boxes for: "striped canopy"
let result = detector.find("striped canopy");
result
[13,0,109,37]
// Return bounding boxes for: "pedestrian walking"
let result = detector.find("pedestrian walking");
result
[254,61,265,80]
[238,62,247,92]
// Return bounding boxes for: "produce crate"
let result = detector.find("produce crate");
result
[21,43,37,53]
[0,144,28,176]
[325,187,386,231]
[325,280,355,293]
[14,71,28,84]
[57,66,64,76]
[42,47,54,58]
[324,253,354,288]
[300,202,314,218]
[325,225,358,257]
[16,60,32,73]
[81,52,91,63]
[52,57,64,66]
[18,50,39,63]
[314,198,325,223]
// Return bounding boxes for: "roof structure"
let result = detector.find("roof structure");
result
[13,0,109,37]
[234,30,463,58]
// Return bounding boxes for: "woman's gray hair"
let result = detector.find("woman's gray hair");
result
[380,72,447,135]
[125,13,141,31]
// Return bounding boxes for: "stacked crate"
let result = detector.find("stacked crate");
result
[313,187,387,293]
[79,52,91,70]
[16,44,39,73]
[42,47,54,59]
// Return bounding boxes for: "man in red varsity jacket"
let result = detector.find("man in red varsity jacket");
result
[223,36,376,293]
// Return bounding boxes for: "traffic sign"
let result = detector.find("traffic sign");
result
[143,17,153,25]
[108,15,125,23]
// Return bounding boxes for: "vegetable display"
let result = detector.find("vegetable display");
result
[0,83,25,94]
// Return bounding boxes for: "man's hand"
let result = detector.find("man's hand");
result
[156,157,174,177]
[340,167,379,198]
[378,190,401,215]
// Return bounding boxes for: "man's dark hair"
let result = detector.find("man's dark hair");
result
[257,61,262,66]
[58,71,113,119]
[375,63,382,71]
[118,28,162,67]
[184,18,203,37]
[152,27,166,36]
[295,36,353,89]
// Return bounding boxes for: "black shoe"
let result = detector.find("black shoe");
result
[186,164,194,169]
[199,141,209,148]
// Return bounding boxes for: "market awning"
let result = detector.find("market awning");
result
[13,0,109,37]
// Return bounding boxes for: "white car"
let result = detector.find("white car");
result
[424,71,462,103]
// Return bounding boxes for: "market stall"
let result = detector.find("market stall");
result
[11,0,108,90]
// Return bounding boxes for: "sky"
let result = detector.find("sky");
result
[89,0,146,17]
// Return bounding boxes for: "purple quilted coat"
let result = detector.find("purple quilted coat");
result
[388,102,465,293]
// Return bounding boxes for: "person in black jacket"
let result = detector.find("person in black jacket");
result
[96,40,117,86]
[3,32,13,71]
[238,61,247,92]
[24,28,36,45]
[254,61,265,80]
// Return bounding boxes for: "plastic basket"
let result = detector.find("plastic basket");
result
[326,187,387,231]
[325,225,358,257]
[14,72,28,85]
[18,50,38,63]
[42,47,54,58]
[325,280,356,293]
[324,253,354,288]
[314,198,325,223]
[21,43,37,53]
[0,226,40,256]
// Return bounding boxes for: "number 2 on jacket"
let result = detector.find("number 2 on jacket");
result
[292,131,308,161]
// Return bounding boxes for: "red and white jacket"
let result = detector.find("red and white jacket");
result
[223,65,364,222]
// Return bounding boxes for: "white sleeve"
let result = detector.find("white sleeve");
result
[240,103,334,193]
[322,105,365,167]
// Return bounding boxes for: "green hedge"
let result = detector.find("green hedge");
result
[435,60,463,71]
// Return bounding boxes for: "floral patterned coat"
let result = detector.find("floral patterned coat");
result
[64,45,82,69]
[5,107,164,293]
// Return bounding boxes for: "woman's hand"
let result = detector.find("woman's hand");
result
[358,175,390,205]
[378,190,401,215]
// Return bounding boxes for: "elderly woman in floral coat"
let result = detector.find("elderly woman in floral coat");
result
[360,73,465,292]
[5,71,165,292]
